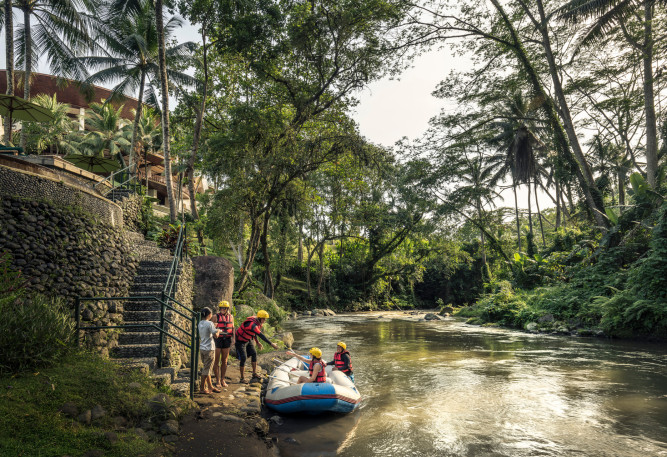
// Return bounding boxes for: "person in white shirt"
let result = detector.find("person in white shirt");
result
[198,307,221,394]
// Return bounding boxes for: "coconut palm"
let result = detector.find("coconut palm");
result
[71,1,196,171]
[14,0,92,148]
[23,93,78,154]
[76,102,132,160]
[557,0,659,189]
[110,0,181,222]
[3,0,16,144]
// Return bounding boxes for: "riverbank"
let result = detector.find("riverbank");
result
[0,351,195,457]
[172,351,290,457]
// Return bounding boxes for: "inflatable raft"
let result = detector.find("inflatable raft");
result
[264,357,361,414]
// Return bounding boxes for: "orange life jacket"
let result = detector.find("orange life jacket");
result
[333,350,352,374]
[235,317,262,343]
[215,312,234,337]
[309,358,327,383]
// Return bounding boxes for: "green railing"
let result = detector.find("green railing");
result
[95,162,140,197]
[75,223,200,399]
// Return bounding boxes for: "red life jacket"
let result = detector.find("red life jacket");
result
[235,317,262,343]
[334,350,352,374]
[215,312,234,337]
[308,358,327,383]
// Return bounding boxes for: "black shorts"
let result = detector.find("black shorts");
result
[235,340,257,366]
[215,336,232,349]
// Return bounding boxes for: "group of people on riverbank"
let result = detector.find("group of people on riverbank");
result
[197,301,353,394]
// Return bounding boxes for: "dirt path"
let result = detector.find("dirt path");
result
[172,354,286,457]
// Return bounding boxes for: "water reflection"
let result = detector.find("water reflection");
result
[272,313,667,457]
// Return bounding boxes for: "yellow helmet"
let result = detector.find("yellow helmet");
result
[257,310,270,319]
[309,347,322,358]
[218,300,230,308]
[337,342,346,350]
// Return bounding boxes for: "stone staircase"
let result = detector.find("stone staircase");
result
[106,188,136,202]
[112,231,192,395]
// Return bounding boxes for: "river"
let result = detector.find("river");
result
[270,312,667,457]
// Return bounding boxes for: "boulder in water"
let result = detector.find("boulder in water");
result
[424,313,443,321]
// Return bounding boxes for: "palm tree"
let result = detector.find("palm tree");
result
[4,0,15,144]
[14,0,92,148]
[486,92,550,250]
[110,0,179,222]
[558,0,659,189]
[76,102,132,159]
[72,1,195,171]
[23,93,77,154]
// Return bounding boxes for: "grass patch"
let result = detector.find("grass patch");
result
[0,351,189,457]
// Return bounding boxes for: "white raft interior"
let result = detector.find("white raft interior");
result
[265,357,361,414]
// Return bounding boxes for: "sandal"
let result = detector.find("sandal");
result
[211,387,221,393]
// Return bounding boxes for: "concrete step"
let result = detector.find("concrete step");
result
[124,310,161,321]
[112,344,159,358]
[124,300,161,311]
[130,282,166,292]
[113,357,158,373]
[123,320,160,332]
[139,260,175,269]
[119,331,160,345]
[133,274,169,283]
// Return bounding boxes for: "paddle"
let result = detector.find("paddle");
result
[267,375,299,385]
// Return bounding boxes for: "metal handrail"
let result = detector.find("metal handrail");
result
[94,162,140,196]
[74,224,200,399]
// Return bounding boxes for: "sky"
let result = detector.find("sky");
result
[0,17,552,210]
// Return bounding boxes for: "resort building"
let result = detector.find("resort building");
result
[0,71,205,215]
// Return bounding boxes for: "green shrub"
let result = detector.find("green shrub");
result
[239,290,287,328]
[0,255,74,373]
[0,294,75,373]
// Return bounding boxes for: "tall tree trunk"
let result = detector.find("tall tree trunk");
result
[477,200,487,275]
[261,211,274,298]
[4,0,14,144]
[527,182,533,237]
[187,30,209,252]
[642,1,658,188]
[555,180,561,229]
[237,215,260,293]
[187,28,209,222]
[513,179,522,250]
[129,69,146,173]
[618,168,626,211]
[306,243,313,303]
[492,0,607,228]
[297,219,304,262]
[155,0,176,222]
[534,180,546,246]
[317,242,325,296]
[20,8,31,150]
[534,0,607,227]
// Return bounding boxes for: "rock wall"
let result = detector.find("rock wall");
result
[0,165,123,227]
[117,194,143,233]
[0,194,139,352]
[164,258,195,368]
[192,256,235,309]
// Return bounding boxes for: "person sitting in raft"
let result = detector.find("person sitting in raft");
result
[235,310,279,384]
[287,348,327,384]
[332,341,354,383]
[213,300,234,388]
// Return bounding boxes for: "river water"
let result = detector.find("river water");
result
[271,312,667,457]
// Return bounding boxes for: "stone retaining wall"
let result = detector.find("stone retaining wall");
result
[0,165,123,227]
[117,194,143,233]
[0,194,139,352]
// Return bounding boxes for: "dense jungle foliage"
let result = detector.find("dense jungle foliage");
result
[5,0,666,338]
